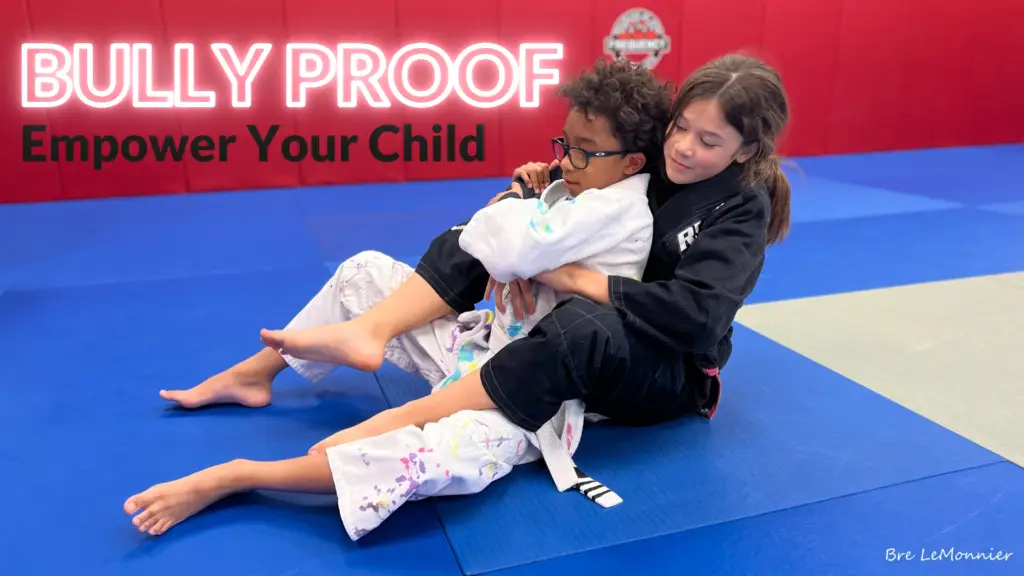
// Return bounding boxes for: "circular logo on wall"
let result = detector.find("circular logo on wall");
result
[603,8,672,70]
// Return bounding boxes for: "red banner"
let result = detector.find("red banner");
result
[3,0,1023,203]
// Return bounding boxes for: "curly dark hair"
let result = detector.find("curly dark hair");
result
[557,58,674,167]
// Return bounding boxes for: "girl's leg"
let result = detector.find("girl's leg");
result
[124,453,335,536]
[161,251,462,408]
[313,295,702,450]
[476,296,703,428]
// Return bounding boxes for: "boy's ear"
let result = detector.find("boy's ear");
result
[623,152,646,176]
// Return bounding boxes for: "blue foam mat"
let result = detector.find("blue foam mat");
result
[300,180,507,264]
[491,462,1024,576]
[307,211,446,264]
[375,365,433,409]
[0,268,461,576]
[293,177,508,218]
[749,206,1024,304]
[0,189,323,290]
[981,200,1024,216]
[1,145,1021,575]
[375,325,1001,574]
[787,173,961,224]
[792,145,1024,205]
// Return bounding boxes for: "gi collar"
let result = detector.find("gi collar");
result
[655,161,749,214]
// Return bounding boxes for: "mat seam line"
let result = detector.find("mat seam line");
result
[789,203,965,227]
[742,267,1024,307]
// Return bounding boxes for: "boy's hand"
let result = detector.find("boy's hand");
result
[484,276,536,320]
[512,161,557,192]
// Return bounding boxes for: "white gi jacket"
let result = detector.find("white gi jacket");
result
[458,173,654,504]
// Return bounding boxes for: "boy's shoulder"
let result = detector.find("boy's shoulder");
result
[600,172,651,196]
[542,173,651,205]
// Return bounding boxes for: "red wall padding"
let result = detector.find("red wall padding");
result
[161,0,302,193]
[283,0,404,186]
[3,0,1022,203]
[2,0,63,203]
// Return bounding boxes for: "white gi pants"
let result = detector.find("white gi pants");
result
[281,251,542,540]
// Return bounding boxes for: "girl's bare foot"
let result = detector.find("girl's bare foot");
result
[124,460,243,536]
[259,320,386,372]
[159,367,273,409]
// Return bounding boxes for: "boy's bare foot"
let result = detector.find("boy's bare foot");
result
[159,368,273,409]
[124,461,243,536]
[259,320,385,372]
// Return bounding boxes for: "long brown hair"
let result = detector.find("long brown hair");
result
[670,54,791,245]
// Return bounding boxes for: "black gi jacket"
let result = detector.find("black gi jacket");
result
[517,161,767,369]
[510,161,770,418]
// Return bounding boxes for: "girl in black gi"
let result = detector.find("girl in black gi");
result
[301,51,792,449]
[129,53,790,535]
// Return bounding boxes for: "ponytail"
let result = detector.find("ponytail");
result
[763,156,791,246]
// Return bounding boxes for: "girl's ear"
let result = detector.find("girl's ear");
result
[735,142,758,164]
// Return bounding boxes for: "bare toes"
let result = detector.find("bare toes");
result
[141,514,163,534]
[260,329,283,348]
[148,518,170,536]
[125,490,157,515]
[153,518,174,536]
[132,508,156,530]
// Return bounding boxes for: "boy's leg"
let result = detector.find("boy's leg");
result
[124,453,335,536]
[261,214,496,368]
[263,251,459,385]
[159,347,287,409]
[326,408,538,540]
[161,251,460,408]
[124,410,536,539]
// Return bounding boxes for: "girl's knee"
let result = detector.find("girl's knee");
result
[544,297,625,351]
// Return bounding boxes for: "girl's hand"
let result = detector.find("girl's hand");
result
[533,264,581,293]
[535,264,611,304]
[485,276,536,320]
[512,161,556,192]
[486,188,517,206]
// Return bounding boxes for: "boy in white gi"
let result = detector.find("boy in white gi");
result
[126,59,673,540]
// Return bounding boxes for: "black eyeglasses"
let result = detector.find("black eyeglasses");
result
[552,137,633,170]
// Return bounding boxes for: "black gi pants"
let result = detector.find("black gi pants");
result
[414,218,703,433]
